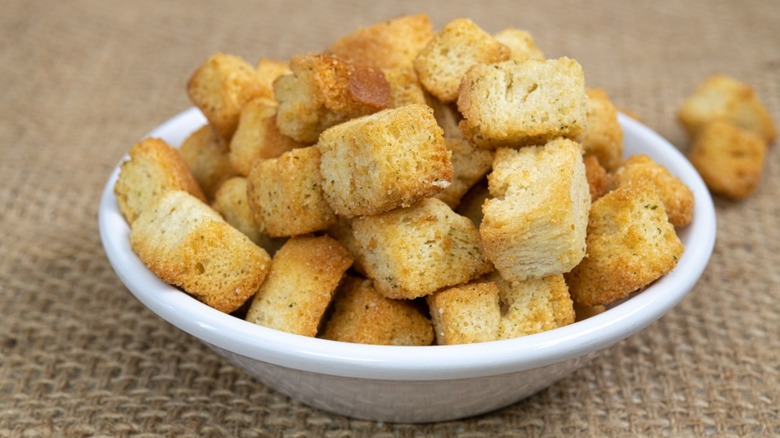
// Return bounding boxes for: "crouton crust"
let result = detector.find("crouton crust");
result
[583,88,623,171]
[179,124,237,200]
[427,281,502,345]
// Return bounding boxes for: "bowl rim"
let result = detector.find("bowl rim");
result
[99,108,716,381]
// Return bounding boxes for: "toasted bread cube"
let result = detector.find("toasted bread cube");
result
[414,18,510,103]
[481,139,590,282]
[427,281,502,345]
[609,154,695,226]
[114,138,206,225]
[384,66,428,108]
[494,28,545,62]
[436,138,494,208]
[677,75,776,144]
[321,276,434,346]
[229,97,304,176]
[493,274,574,339]
[187,52,273,141]
[130,190,271,313]
[583,88,623,171]
[255,58,290,91]
[565,184,684,306]
[274,53,391,143]
[245,235,353,337]
[318,104,453,217]
[583,155,608,202]
[458,58,587,149]
[246,146,336,237]
[688,120,768,200]
[326,14,435,70]
[179,125,237,200]
[353,198,492,300]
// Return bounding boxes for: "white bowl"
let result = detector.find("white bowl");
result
[99,108,716,423]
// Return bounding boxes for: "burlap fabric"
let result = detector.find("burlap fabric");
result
[2,0,778,436]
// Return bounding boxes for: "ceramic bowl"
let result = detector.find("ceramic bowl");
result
[99,108,716,423]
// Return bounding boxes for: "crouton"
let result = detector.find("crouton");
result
[186,52,273,141]
[494,28,545,62]
[245,235,353,337]
[565,184,684,306]
[352,198,493,300]
[480,138,590,282]
[583,155,608,202]
[609,154,695,226]
[246,146,337,237]
[493,273,574,339]
[573,302,606,322]
[179,125,237,200]
[114,138,206,225]
[677,75,776,144]
[383,66,428,107]
[318,104,453,217]
[414,18,510,103]
[255,58,290,91]
[130,190,271,313]
[321,276,434,345]
[583,88,623,171]
[228,97,304,176]
[458,58,587,149]
[325,216,367,275]
[436,138,494,208]
[428,97,465,139]
[688,119,768,200]
[427,281,502,345]
[326,14,435,70]
[274,53,391,143]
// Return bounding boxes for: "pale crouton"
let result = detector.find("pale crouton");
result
[325,14,435,70]
[688,119,768,200]
[494,28,545,62]
[480,138,590,282]
[493,273,574,339]
[583,88,623,171]
[583,155,608,202]
[427,281,502,345]
[414,18,510,103]
[383,66,428,107]
[245,235,353,337]
[565,184,684,306]
[274,53,391,143]
[246,146,337,237]
[114,138,206,225]
[677,75,776,144]
[458,58,587,149]
[228,97,304,176]
[130,190,271,313]
[318,104,453,217]
[436,138,494,208]
[353,198,493,300]
[609,154,695,226]
[187,52,273,141]
[179,124,237,200]
[321,276,434,345]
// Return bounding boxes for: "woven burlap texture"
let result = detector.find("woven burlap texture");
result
[1,0,778,436]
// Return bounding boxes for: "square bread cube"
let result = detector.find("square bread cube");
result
[179,124,237,200]
[427,281,501,345]
[318,104,453,217]
[493,273,574,339]
[565,184,684,306]
[458,58,587,149]
[583,155,609,202]
[246,236,353,337]
[494,28,545,62]
[480,138,591,282]
[130,190,271,313]
[352,198,493,300]
[583,88,623,171]
[383,66,428,108]
[413,18,510,103]
[435,138,494,208]
[246,146,337,237]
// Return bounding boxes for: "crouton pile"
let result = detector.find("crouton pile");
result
[114,14,699,345]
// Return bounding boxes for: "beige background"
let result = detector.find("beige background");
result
[2,0,778,436]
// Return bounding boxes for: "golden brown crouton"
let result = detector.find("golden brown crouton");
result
[688,120,768,200]
[326,14,435,70]
[583,155,608,202]
[255,58,290,91]
[427,281,502,345]
[245,235,353,337]
[130,190,271,313]
[353,198,493,300]
[273,53,391,143]
[458,58,587,149]
[179,125,237,200]
[318,104,453,217]
[383,66,428,108]
[246,146,337,237]
[493,273,574,339]
[494,28,545,62]
[565,184,684,306]
[114,138,206,225]
[414,18,510,103]
[436,138,494,208]
[228,97,304,176]
[609,154,695,226]
[321,276,434,345]
[187,52,273,141]
[583,88,624,171]
[480,139,590,282]
[677,74,776,144]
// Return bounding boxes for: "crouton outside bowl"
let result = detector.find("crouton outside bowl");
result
[99,108,716,423]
